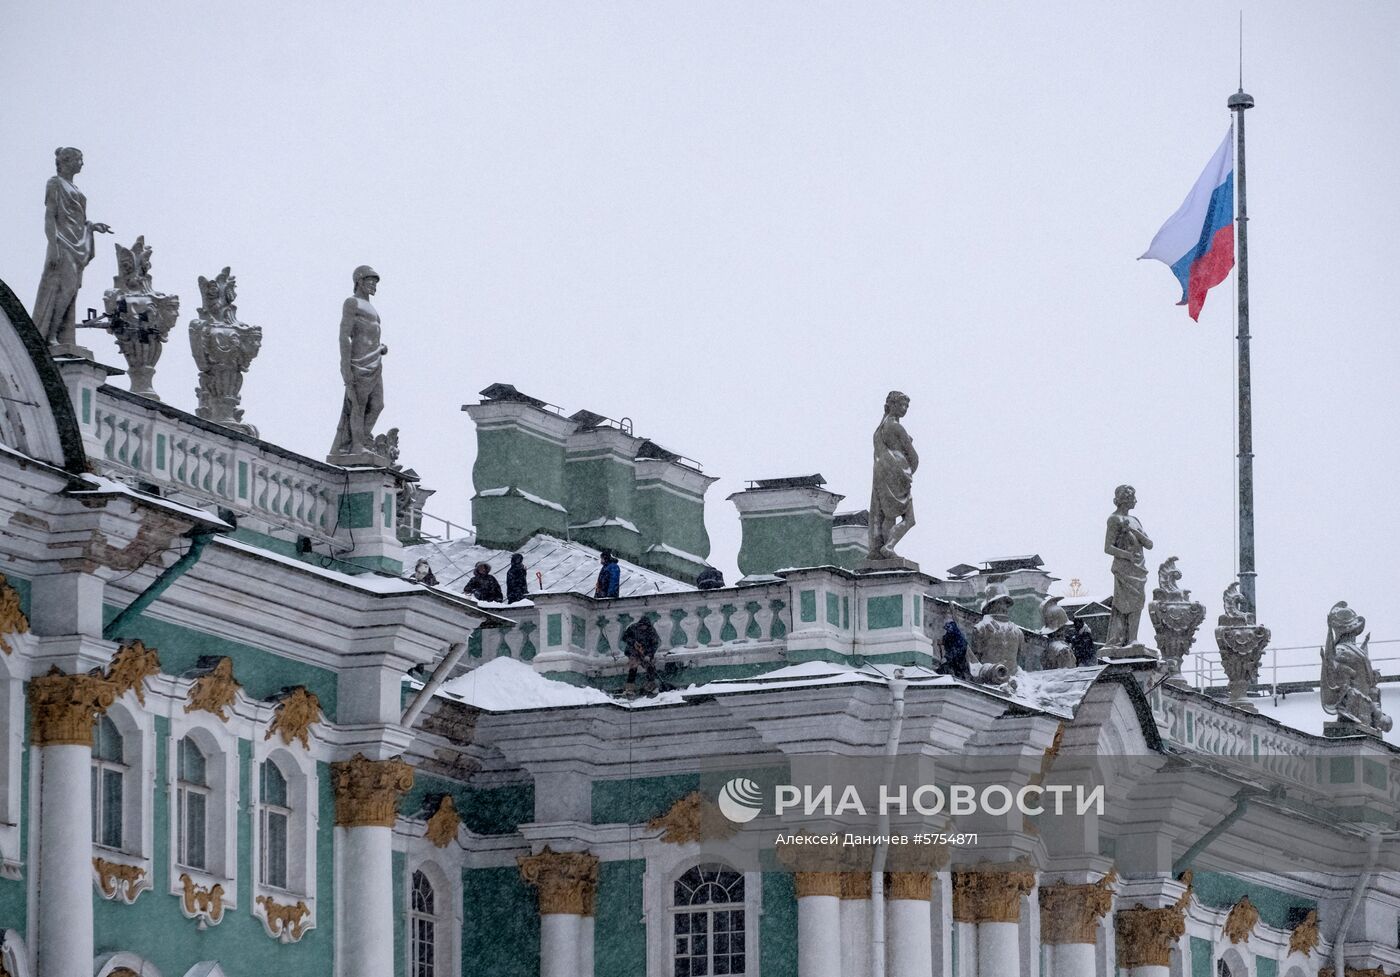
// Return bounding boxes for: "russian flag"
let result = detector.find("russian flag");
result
[1140,128,1235,321]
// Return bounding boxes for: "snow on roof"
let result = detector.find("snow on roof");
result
[68,474,233,528]
[404,533,694,597]
[1249,683,1400,748]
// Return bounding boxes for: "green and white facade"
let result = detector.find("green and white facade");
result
[2,275,1400,977]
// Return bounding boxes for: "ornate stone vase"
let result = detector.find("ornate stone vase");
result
[1214,621,1270,713]
[1148,596,1205,684]
[102,237,179,400]
[189,267,262,436]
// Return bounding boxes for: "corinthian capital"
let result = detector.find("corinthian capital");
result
[518,847,599,916]
[27,667,118,746]
[330,753,414,828]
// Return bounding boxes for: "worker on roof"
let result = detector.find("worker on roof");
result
[595,550,621,599]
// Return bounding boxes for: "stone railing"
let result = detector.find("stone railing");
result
[89,385,342,539]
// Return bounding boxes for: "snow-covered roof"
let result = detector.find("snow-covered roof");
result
[404,532,695,598]
[434,656,1104,719]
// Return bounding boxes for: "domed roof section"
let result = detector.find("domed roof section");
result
[0,276,88,473]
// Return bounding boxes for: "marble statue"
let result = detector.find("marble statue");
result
[189,268,262,435]
[328,266,389,466]
[1213,578,1270,713]
[973,583,1024,675]
[103,237,180,400]
[866,390,918,564]
[1103,484,1153,649]
[1148,557,1205,684]
[1321,601,1393,735]
[33,147,111,350]
[1039,595,1076,669]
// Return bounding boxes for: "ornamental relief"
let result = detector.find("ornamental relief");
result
[185,656,242,721]
[178,872,225,928]
[646,791,737,845]
[424,794,461,848]
[1289,908,1320,957]
[105,639,160,705]
[1223,894,1260,945]
[255,894,311,943]
[265,686,322,749]
[0,573,29,655]
[93,856,149,903]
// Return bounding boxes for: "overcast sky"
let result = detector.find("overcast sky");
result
[3,2,1397,672]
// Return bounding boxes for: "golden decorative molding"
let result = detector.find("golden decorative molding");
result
[331,753,415,828]
[1115,903,1186,969]
[951,862,1036,923]
[887,872,933,902]
[1224,894,1260,945]
[28,668,118,746]
[1039,870,1116,945]
[93,856,147,903]
[1318,969,1391,977]
[793,871,842,899]
[185,657,241,721]
[646,791,738,845]
[105,639,161,705]
[425,794,461,848]
[0,574,29,655]
[518,846,599,916]
[840,871,871,901]
[1289,909,1320,957]
[265,686,322,749]
[179,872,225,926]
[256,894,310,942]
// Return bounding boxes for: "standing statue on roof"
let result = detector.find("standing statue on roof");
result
[1321,600,1393,735]
[33,147,111,349]
[329,265,389,466]
[1103,484,1153,650]
[866,390,918,564]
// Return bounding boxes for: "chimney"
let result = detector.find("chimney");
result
[728,475,843,580]
[463,384,573,548]
[564,411,644,561]
[831,510,869,570]
[635,441,717,584]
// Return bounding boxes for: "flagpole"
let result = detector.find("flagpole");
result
[1229,86,1256,613]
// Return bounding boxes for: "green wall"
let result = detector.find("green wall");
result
[462,866,539,977]
[595,859,646,977]
[736,512,834,578]
[401,773,533,837]
[761,872,798,977]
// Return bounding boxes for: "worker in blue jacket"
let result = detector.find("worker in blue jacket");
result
[595,549,621,598]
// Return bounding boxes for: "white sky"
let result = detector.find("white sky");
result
[3,2,1397,667]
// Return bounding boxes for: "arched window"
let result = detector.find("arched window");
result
[410,869,437,977]
[672,864,746,977]
[176,737,209,870]
[92,715,125,849]
[260,760,290,890]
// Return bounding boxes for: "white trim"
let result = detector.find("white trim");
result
[91,696,156,902]
[0,651,26,876]
[402,855,462,977]
[165,711,241,913]
[249,743,319,941]
[94,950,165,977]
[642,843,761,977]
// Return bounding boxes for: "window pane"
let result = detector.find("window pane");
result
[185,790,207,870]
[412,870,435,914]
[90,773,100,844]
[261,761,288,806]
[265,810,288,889]
[101,768,123,848]
[179,737,207,785]
[95,716,123,762]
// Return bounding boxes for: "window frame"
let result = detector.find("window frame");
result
[669,864,748,977]
[394,844,462,977]
[643,843,761,977]
[89,700,155,902]
[166,714,240,912]
[250,743,318,941]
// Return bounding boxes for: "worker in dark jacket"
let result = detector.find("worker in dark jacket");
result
[1070,620,1099,667]
[937,619,971,680]
[620,614,661,696]
[595,550,621,599]
[462,562,504,603]
[506,553,529,603]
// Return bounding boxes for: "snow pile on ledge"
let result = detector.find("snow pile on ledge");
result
[439,658,616,710]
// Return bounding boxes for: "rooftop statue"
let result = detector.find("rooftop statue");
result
[1214,578,1269,714]
[973,582,1023,675]
[1321,600,1393,735]
[328,265,389,466]
[189,267,262,435]
[1148,556,1205,684]
[1103,484,1153,651]
[1221,581,1250,622]
[1039,595,1075,669]
[33,147,111,351]
[1156,555,1188,600]
[103,236,180,401]
[866,390,918,565]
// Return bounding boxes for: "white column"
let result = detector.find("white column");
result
[29,670,115,977]
[1047,943,1095,977]
[540,914,582,977]
[36,744,94,977]
[338,825,394,977]
[954,921,978,977]
[331,754,415,977]
[839,873,871,977]
[886,873,933,977]
[519,847,598,977]
[1125,967,1169,977]
[795,873,842,977]
[974,921,1019,977]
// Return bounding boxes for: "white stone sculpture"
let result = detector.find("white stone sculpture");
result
[189,267,262,435]
[1148,557,1205,685]
[33,147,111,351]
[103,237,180,400]
[328,266,389,466]
[864,390,918,568]
[1321,601,1393,736]
[1214,580,1270,713]
[973,583,1024,675]
[1103,484,1153,653]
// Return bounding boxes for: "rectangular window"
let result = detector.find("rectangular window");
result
[99,767,123,848]
[262,808,288,889]
[178,787,208,870]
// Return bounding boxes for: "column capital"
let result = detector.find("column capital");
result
[27,667,118,746]
[952,862,1036,923]
[1115,904,1186,970]
[331,753,414,827]
[518,846,599,916]
[886,872,932,901]
[1040,870,1115,945]
[840,871,871,900]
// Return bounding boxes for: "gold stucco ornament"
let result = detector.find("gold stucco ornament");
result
[105,639,161,705]
[256,894,310,942]
[1289,908,1320,957]
[331,753,415,828]
[185,657,242,721]
[0,574,29,655]
[28,667,119,747]
[93,856,147,903]
[646,791,737,845]
[179,872,225,927]
[265,686,322,749]
[1224,894,1261,945]
[425,794,462,848]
